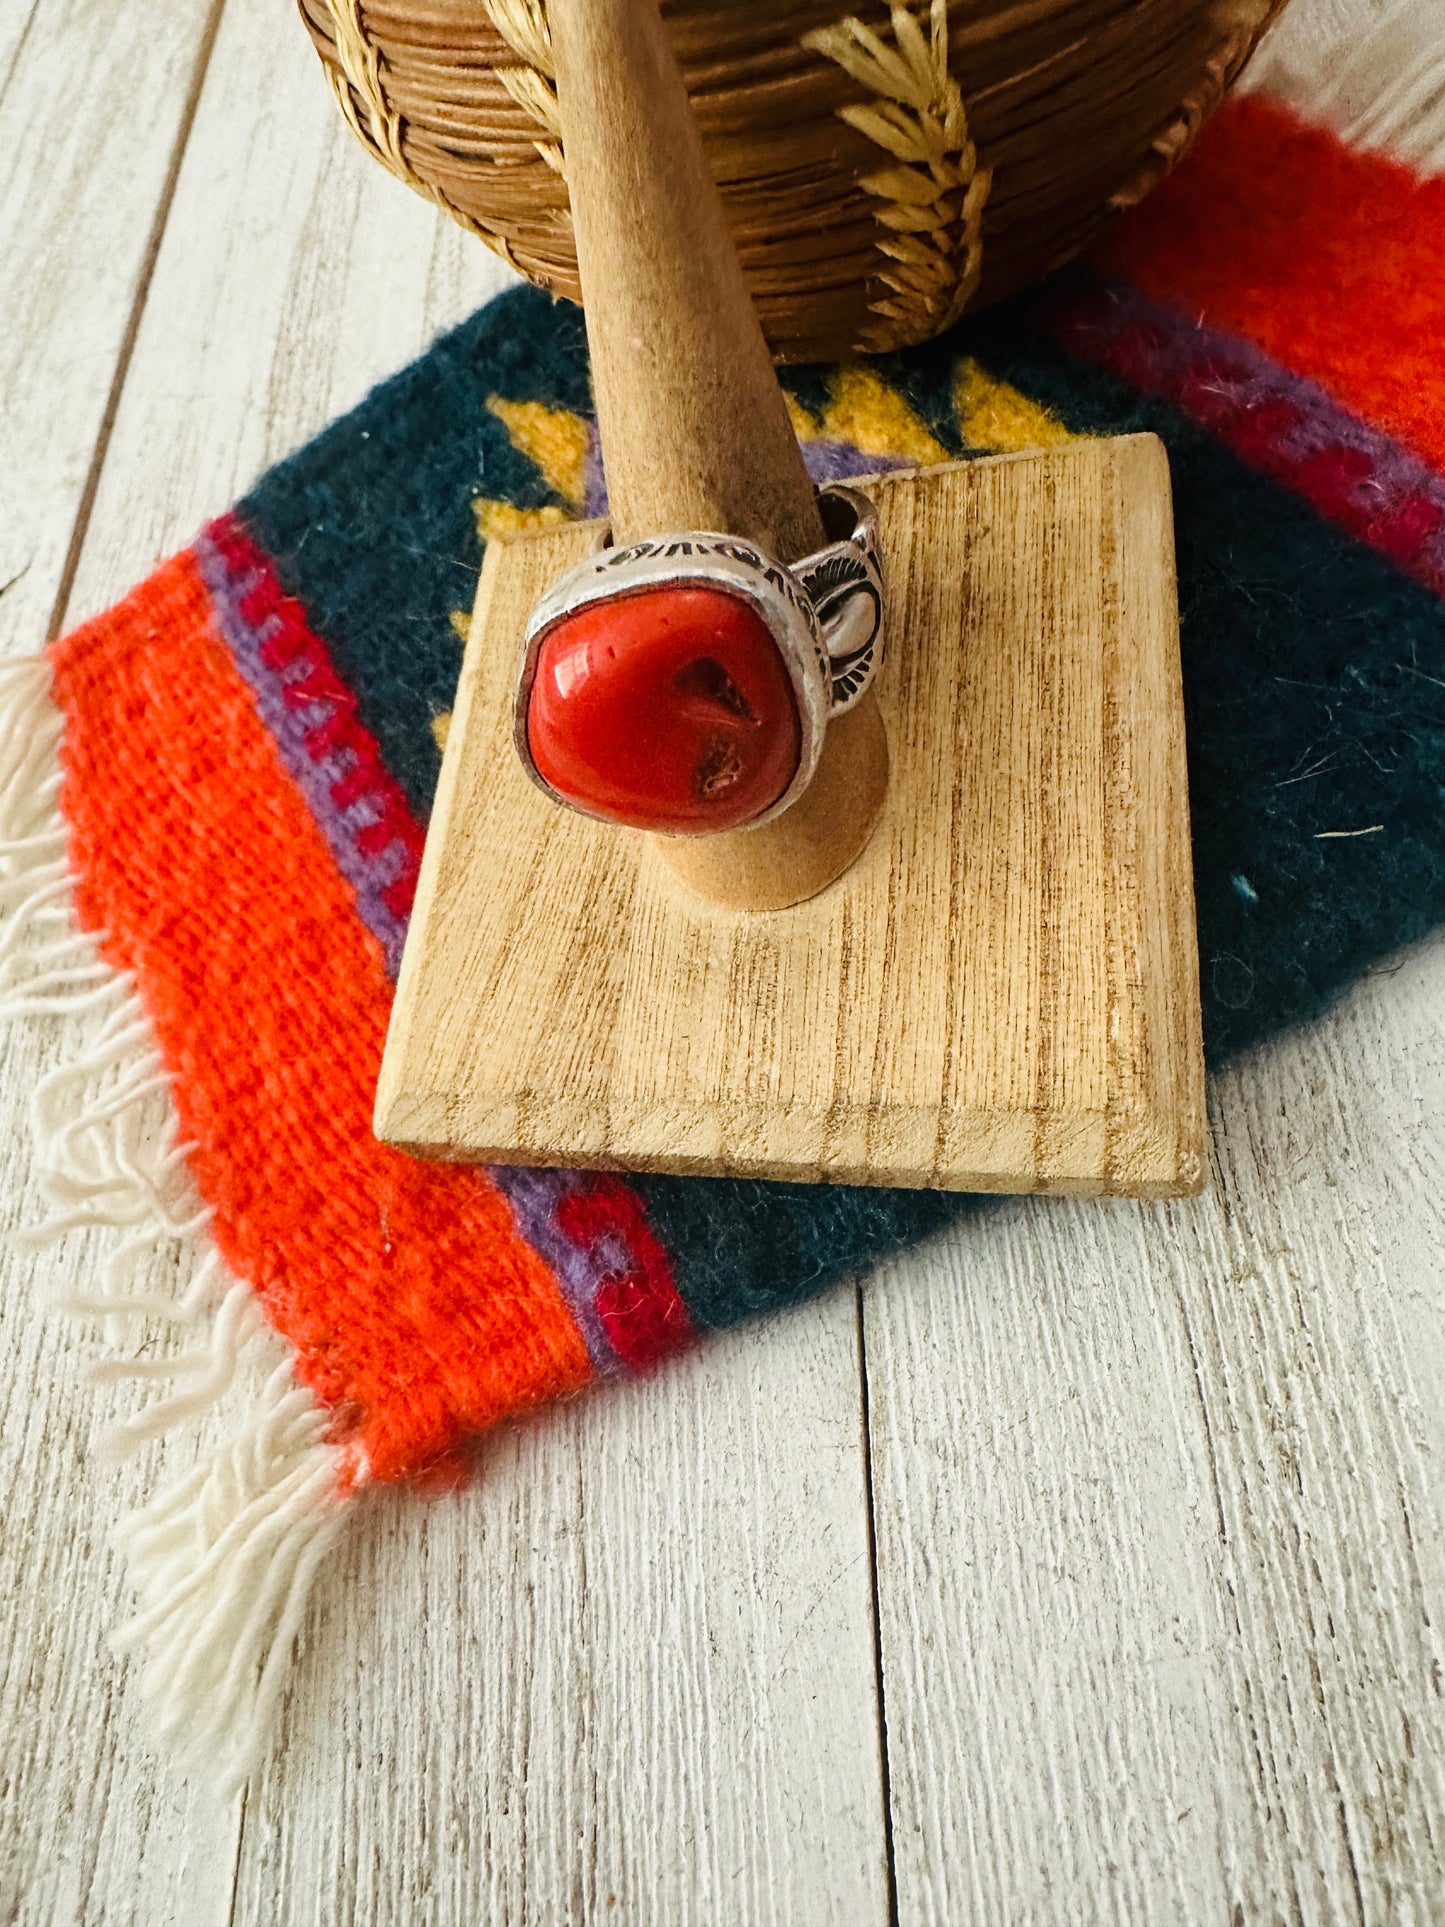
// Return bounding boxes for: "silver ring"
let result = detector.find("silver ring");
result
[513,485,883,834]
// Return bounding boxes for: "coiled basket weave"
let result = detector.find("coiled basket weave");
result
[301,0,1283,361]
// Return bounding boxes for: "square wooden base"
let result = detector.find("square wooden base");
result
[376,435,1205,1196]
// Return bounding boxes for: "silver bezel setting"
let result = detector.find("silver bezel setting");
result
[513,487,883,835]
[798,484,884,715]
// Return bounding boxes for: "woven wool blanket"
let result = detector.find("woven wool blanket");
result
[4,65,1445,1783]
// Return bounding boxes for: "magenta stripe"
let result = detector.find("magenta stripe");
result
[486,1165,626,1375]
[199,514,660,1368]
[1046,275,1445,599]
[195,518,418,973]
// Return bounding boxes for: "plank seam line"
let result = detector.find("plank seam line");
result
[45,0,230,642]
[857,1281,902,1927]
[0,0,42,119]
[225,1784,248,1927]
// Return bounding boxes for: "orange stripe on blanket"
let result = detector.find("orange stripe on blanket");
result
[1096,95,1445,475]
[50,550,593,1484]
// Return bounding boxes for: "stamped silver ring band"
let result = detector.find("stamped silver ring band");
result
[513,483,884,831]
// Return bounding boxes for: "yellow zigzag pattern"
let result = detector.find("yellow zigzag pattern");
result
[953,359,1075,453]
[436,366,1078,748]
[485,396,591,507]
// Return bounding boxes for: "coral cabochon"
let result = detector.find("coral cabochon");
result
[526,585,802,832]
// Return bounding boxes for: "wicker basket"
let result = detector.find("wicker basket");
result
[301,0,1283,363]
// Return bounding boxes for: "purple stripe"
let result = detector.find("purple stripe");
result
[486,1164,624,1374]
[580,429,911,520]
[199,523,666,1376]
[195,526,412,974]
[802,439,914,485]
[1049,275,1445,598]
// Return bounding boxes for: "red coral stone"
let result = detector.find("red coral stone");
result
[525,585,801,833]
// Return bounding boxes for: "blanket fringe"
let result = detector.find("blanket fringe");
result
[1247,0,1445,174]
[0,654,358,1791]
[111,1366,349,1790]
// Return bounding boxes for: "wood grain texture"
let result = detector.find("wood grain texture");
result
[0,2,241,1921]
[378,436,1205,1195]
[865,931,1445,1926]
[229,1300,889,1927]
[0,0,216,657]
[4,1,1445,1922]
[59,1,510,634]
[548,0,822,560]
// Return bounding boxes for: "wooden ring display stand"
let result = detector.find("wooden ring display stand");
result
[375,0,1206,1198]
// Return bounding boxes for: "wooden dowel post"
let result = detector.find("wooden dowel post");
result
[546,0,888,911]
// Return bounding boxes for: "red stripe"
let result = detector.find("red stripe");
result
[554,1175,695,1371]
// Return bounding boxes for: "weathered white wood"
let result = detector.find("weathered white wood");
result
[866,930,1445,1925]
[0,2,43,131]
[0,1117,244,1927]
[234,1304,889,1927]
[0,2,240,1921]
[0,0,213,657]
[61,0,515,630]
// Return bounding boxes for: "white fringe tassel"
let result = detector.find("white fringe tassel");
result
[0,654,355,1791]
[1246,0,1445,176]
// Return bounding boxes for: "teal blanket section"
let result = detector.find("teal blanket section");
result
[238,281,1445,1330]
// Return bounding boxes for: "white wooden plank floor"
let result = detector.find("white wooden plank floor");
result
[1,1,1442,1921]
